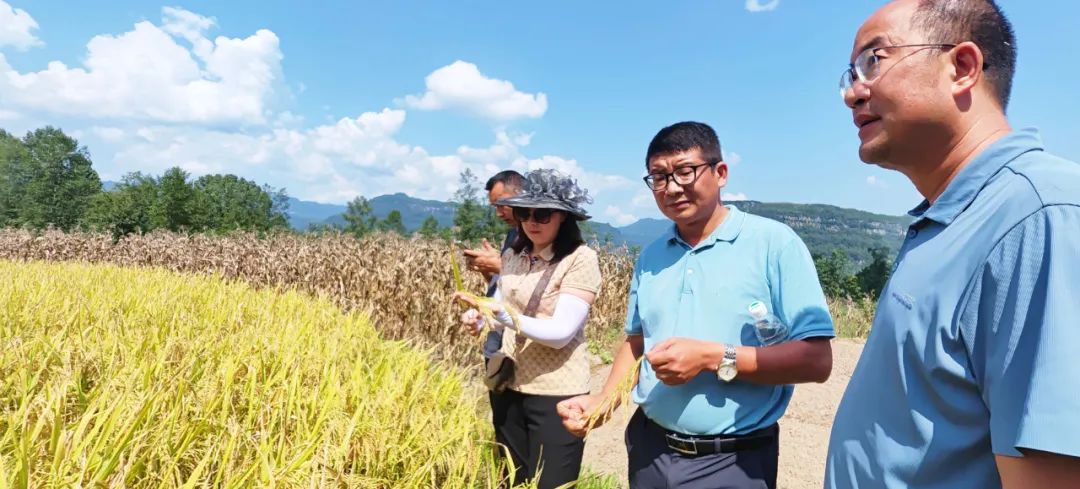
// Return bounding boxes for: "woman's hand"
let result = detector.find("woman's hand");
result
[452,291,505,314]
[460,309,483,336]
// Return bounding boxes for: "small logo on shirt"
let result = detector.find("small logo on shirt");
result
[891,291,915,310]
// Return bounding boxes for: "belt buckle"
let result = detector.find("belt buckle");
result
[665,433,699,456]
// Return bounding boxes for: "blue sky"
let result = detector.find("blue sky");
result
[1,1,1077,225]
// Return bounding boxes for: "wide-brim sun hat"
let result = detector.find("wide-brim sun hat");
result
[495,168,593,221]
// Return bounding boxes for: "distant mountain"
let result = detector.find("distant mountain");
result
[370,193,457,230]
[318,193,456,231]
[286,198,346,230]
[618,218,670,247]
[735,201,909,264]
[581,221,623,246]
[599,202,907,264]
[288,194,908,264]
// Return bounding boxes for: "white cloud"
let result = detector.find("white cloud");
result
[95,109,422,203]
[632,189,654,208]
[1,5,637,221]
[90,126,126,143]
[456,131,635,201]
[605,206,638,227]
[401,60,547,121]
[723,151,743,165]
[722,192,749,201]
[0,7,281,126]
[90,112,633,210]
[866,175,888,188]
[521,155,633,197]
[0,0,42,51]
[160,6,216,43]
[745,0,780,13]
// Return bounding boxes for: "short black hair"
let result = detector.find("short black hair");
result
[645,121,723,167]
[911,0,1017,110]
[485,170,525,192]
[510,215,584,262]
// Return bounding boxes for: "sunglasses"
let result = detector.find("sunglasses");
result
[512,207,557,224]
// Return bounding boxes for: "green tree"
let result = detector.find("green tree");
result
[417,215,441,239]
[855,247,893,299]
[85,172,160,239]
[265,185,290,229]
[152,167,201,232]
[0,130,28,227]
[482,206,509,243]
[379,209,408,236]
[193,174,288,233]
[453,169,488,243]
[814,249,860,299]
[343,196,377,237]
[16,127,101,230]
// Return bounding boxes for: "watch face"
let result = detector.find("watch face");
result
[718,363,737,381]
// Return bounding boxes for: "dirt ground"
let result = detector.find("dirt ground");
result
[581,339,865,489]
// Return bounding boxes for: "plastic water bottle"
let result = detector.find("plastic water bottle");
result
[748,301,789,346]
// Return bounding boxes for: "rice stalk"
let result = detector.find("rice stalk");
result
[582,357,643,437]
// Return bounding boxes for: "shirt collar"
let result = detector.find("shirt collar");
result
[909,128,1044,225]
[521,244,556,262]
[665,204,746,249]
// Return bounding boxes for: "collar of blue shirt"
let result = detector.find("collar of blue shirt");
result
[663,204,746,250]
[909,128,1045,226]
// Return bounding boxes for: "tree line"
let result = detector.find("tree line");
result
[814,247,892,300]
[1,127,289,239]
[2,125,891,299]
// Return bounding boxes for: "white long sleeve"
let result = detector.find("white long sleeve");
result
[490,287,591,349]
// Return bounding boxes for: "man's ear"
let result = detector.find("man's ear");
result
[951,41,984,98]
[715,162,729,188]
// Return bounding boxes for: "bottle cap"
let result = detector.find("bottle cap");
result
[748,301,769,320]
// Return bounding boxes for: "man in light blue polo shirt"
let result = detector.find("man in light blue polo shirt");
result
[558,121,835,489]
[828,1,1080,488]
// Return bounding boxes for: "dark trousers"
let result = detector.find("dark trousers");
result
[626,409,779,489]
[489,389,586,489]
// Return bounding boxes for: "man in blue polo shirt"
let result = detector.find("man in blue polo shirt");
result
[558,121,835,488]
[827,1,1080,488]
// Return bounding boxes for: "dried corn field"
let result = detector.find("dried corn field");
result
[0,229,637,368]
[0,229,872,370]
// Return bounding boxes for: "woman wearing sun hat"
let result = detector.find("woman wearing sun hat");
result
[455,168,603,489]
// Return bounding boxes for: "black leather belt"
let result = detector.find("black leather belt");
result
[648,417,778,457]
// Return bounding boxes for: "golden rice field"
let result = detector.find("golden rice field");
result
[0,261,508,487]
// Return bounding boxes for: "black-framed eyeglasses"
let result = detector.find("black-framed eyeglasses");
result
[839,43,957,98]
[513,207,556,224]
[643,162,717,191]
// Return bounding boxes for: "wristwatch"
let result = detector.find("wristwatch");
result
[717,344,738,382]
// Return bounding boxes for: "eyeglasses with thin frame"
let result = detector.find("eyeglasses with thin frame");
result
[838,43,957,99]
[643,162,718,192]
[512,207,556,224]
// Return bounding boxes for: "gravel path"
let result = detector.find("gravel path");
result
[581,339,865,489]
